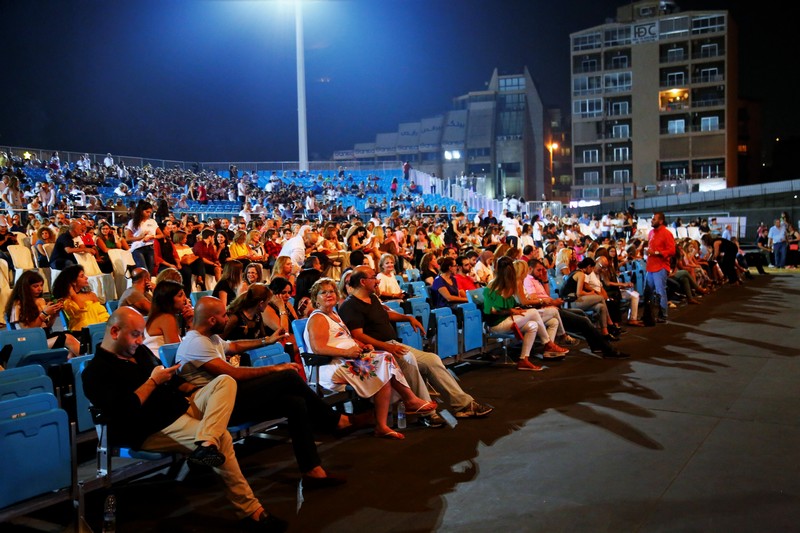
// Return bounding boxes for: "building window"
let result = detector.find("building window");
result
[737,144,748,154]
[581,58,598,72]
[612,147,630,162]
[692,15,725,35]
[611,124,630,138]
[700,43,719,58]
[604,27,632,46]
[573,98,603,118]
[499,76,525,92]
[660,16,690,38]
[573,76,602,95]
[612,169,630,183]
[700,116,720,131]
[698,67,719,83]
[583,171,600,185]
[583,188,600,199]
[604,72,632,92]
[610,101,630,116]
[609,55,630,69]
[667,48,685,62]
[666,72,685,86]
[573,32,602,51]
[668,119,686,134]
[583,150,600,164]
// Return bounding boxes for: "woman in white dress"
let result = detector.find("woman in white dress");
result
[304,278,436,440]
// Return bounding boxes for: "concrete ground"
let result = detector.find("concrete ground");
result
[6,271,800,532]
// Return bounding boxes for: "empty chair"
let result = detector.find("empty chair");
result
[430,308,459,361]
[0,394,73,509]
[457,302,484,354]
[0,364,46,385]
[0,329,70,369]
[0,374,54,402]
[69,355,95,433]
[6,244,39,287]
[83,322,107,354]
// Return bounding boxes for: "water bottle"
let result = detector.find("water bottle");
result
[102,494,116,533]
[397,402,407,429]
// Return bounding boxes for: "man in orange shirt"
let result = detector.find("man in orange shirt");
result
[645,212,675,323]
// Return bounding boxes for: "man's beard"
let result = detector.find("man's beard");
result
[210,321,226,335]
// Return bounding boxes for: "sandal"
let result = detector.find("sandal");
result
[406,401,438,416]
[374,429,405,440]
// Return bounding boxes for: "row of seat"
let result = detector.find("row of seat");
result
[0,339,297,524]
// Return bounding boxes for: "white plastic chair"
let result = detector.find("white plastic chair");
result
[107,248,136,301]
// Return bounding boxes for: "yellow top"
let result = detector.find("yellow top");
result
[229,242,251,260]
[63,298,110,331]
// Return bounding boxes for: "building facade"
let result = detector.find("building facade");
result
[334,67,549,201]
[569,0,738,203]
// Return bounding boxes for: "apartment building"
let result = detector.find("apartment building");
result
[570,0,737,203]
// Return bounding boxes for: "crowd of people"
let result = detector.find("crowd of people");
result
[1,153,796,530]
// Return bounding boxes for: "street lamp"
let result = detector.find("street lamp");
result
[295,1,308,172]
[548,142,559,196]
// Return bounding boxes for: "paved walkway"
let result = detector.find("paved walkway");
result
[14,272,800,532]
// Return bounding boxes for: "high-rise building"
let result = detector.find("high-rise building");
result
[569,0,737,203]
[334,67,550,200]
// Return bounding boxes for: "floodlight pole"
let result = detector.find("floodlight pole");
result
[296,1,309,172]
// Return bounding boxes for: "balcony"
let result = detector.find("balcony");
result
[693,74,724,84]
[693,98,724,108]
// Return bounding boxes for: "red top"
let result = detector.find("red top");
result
[646,225,675,273]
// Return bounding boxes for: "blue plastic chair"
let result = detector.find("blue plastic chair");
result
[69,355,95,434]
[0,329,69,369]
[105,299,119,315]
[430,308,459,360]
[0,364,46,385]
[247,344,290,368]
[84,323,107,354]
[159,343,180,367]
[190,290,212,307]
[0,395,72,509]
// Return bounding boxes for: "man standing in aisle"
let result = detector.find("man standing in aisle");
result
[645,212,675,323]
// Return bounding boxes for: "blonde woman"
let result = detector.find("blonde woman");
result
[270,256,296,288]
[554,247,574,276]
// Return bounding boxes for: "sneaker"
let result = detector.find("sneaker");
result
[656,317,668,324]
[558,335,582,347]
[241,512,288,532]
[517,358,544,372]
[455,401,494,418]
[188,443,225,468]
[419,413,446,428]
[602,350,630,359]
[668,302,678,309]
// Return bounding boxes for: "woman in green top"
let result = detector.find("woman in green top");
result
[483,256,543,371]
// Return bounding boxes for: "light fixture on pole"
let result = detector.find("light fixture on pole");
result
[295,1,308,173]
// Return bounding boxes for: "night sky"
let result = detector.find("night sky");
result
[1,0,790,164]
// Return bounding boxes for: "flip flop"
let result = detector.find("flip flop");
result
[406,401,438,416]
[374,429,405,440]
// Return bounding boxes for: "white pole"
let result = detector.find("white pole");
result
[295,2,308,172]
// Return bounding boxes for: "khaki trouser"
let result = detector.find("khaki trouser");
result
[140,374,261,519]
